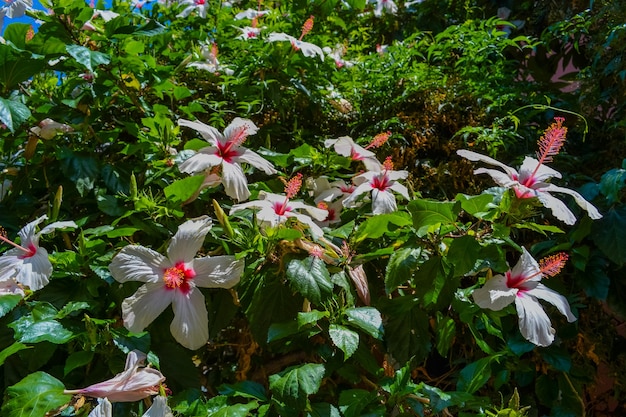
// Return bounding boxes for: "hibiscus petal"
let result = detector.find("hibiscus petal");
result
[457,150,520,179]
[0,254,22,282]
[167,216,213,263]
[530,284,577,322]
[178,119,222,144]
[342,183,372,208]
[17,215,47,247]
[110,245,166,284]
[39,220,78,235]
[170,289,209,350]
[178,150,223,174]
[514,293,555,346]
[473,168,519,188]
[540,184,602,220]
[221,161,251,202]
[223,117,258,140]
[88,398,112,417]
[472,274,516,311]
[534,191,578,225]
[143,396,174,417]
[235,148,277,175]
[519,157,561,181]
[17,247,52,290]
[389,181,410,200]
[122,283,174,333]
[289,212,325,239]
[192,256,244,288]
[371,189,397,214]
[509,248,542,283]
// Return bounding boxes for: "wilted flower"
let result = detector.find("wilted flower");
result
[109,217,244,350]
[472,248,576,347]
[230,174,328,239]
[323,44,353,68]
[30,118,73,140]
[178,117,277,201]
[343,157,410,214]
[65,350,165,402]
[0,215,77,291]
[456,118,602,225]
[370,0,397,16]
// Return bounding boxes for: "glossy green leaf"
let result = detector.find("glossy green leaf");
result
[380,296,431,363]
[338,389,376,417]
[269,363,325,410]
[0,295,22,318]
[457,357,493,394]
[286,257,333,304]
[329,324,359,359]
[456,193,495,219]
[0,342,30,367]
[1,372,71,417]
[408,198,460,230]
[66,44,111,72]
[435,312,456,357]
[163,175,205,203]
[219,381,268,401]
[64,351,94,376]
[447,235,481,276]
[385,246,423,294]
[0,97,31,133]
[308,402,341,417]
[353,212,412,243]
[297,310,329,328]
[344,307,384,340]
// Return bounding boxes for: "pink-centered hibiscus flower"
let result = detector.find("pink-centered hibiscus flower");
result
[343,157,410,214]
[108,217,245,350]
[457,118,602,225]
[176,0,210,18]
[325,132,390,171]
[178,117,277,202]
[65,350,165,402]
[472,248,576,347]
[230,174,328,239]
[370,0,398,16]
[0,215,77,291]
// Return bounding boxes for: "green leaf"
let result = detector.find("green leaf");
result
[0,295,22,318]
[344,307,383,340]
[219,381,268,401]
[163,175,205,203]
[0,342,30,366]
[286,257,333,304]
[591,206,626,265]
[338,389,376,417]
[408,199,460,230]
[9,316,74,344]
[328,324,359,359]
[66,44,111,72]
[3,23,32,49]
[599,167,626,204]
[379,296,431,363]
[0,97,31,133]
[413,256,449,307]
[455,193,495,219]
[58,148,100,197]
[64,351,94,376]
[0,43,44,90]
[56,301,90,319]
[308,402,341,417]
[434,312,456,357]
[1,372,71,417]
[269,363,325,410]
[447,235,481,276]
[267,320,299,343]
[211,402,259,417]
[385,246,423,294]
[457,357,493,394]
[541,346,571,372]
[353,212,412,243]
[297,310,330,328]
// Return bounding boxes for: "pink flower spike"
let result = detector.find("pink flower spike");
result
[366,131,391,149]
[536,117,567,166]
[539,252,568,277]
[65,351,165,402]
[300,15,314,40]
[284,173,303,199]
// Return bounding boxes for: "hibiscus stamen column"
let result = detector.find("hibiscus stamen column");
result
[0,228,35,257]
[526,117,567,184]
[299,15,314,41]
[507,252,569,290]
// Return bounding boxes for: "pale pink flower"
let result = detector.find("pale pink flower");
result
[65,350,165,402]
[324,136,388,171]
[456,150,602,225]
[472,248,576,347]
[230,190,328,239]
[1,0,32,19]
[310,177,356,225]
[0,215,77,291]
[109,216,245,350]
[187,42,234,75]
[178,117,277,202]
[343,158,409,214]
[30,118,73,140]
[88,395,173,417]
[322,44,353,68]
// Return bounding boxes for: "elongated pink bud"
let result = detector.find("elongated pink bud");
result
[300,15,314,40]
[536,117,567,165]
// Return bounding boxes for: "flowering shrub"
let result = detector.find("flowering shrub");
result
[0,0,623,415]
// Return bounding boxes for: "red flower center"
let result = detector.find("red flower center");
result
[370,173,390,191]
[163,262,195,294]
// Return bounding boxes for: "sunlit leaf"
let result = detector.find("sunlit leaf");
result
[1,372,71,417]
